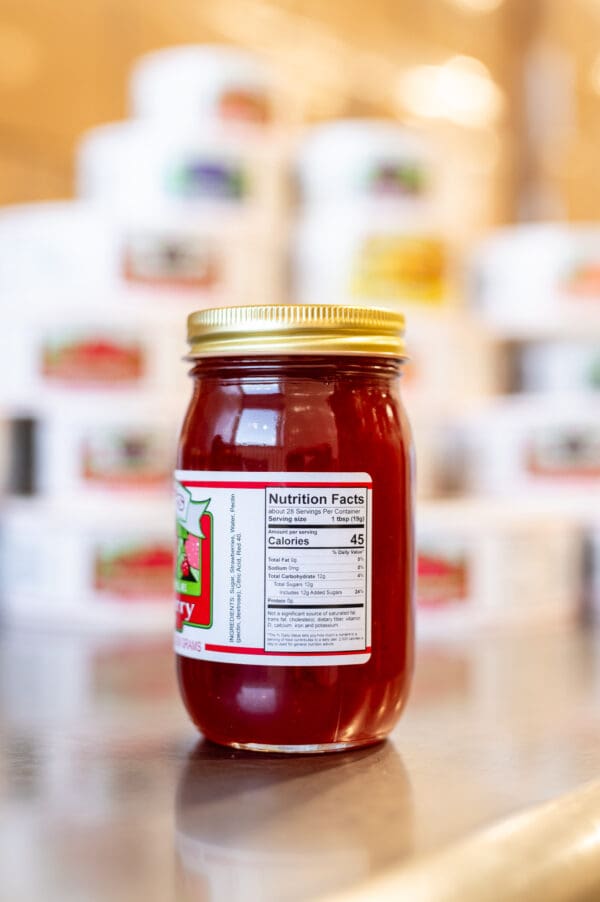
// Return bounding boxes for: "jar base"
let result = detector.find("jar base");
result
[220,737,385,755]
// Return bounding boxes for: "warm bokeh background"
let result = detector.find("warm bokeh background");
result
[3,0,597,227]
[1,7,600,898]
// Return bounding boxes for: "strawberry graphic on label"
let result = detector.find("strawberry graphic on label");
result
[174,486,213,630]
[175,489,211,609]
[176,522,200,589]
[184,534,200,570]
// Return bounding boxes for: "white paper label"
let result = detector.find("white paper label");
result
[174,471,372,666]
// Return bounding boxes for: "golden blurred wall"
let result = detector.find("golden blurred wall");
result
[0,0,598,224]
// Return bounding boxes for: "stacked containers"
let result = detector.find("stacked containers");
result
[416,499,581,637]
[432,222,600,634]
[292,124,589,637]
[0,45,287,629]
[130,44,281,126]
[292,121,508,635]
[0,202,183,629]
[292,119,496,502]
[471,224,600,336]
[468,226,600,517]
[293,120,445,309]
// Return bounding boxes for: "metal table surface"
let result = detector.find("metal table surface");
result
[2,624,600,901]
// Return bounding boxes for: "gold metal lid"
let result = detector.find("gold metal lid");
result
[186,304,406,358]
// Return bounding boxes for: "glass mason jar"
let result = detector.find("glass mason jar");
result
[174,305,414,753]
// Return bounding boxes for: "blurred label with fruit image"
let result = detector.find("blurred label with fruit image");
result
[94,540,174,599]
[81,429,171,488]
[526,426,600,478]
[351,235,445,303]
[366,160,426,198]
[41,333,145,385]
[175,481,213,630]
[121,231,220,290]
[166,158,249,200]
[417,543,470,608]
[562,259,600,299]
[218,88,271,124]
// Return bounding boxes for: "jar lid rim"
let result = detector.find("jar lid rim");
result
[186,304,406,359]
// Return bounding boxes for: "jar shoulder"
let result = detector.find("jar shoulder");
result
[178,376,411,473]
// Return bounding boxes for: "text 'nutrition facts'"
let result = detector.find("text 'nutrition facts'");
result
[264,484,371,656]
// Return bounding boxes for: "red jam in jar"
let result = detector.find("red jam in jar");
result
[175,305,414,752]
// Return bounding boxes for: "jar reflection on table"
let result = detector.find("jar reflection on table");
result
[175,740,414,902]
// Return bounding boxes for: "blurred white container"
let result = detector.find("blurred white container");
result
[77,120,286,221]
[296,119,431,208]
[36,397,180,498]
[518,339,600,393]
[471,224,600,335]
[411,414,463,499]
[130,44,279,128]
[0,304,184,406]
[0,201,282,309]
[293,205,448,307]
[0,498,174,630]
[0,202,113,303]
[459,396,600,497]
[402,310,499,407]
[116,209,284,308]
[416,499,582,639]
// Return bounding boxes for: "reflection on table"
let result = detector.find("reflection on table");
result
[2,625,600,901]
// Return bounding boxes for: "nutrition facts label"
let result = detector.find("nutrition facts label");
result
[264,486,371,655]
[174,471,372,666]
